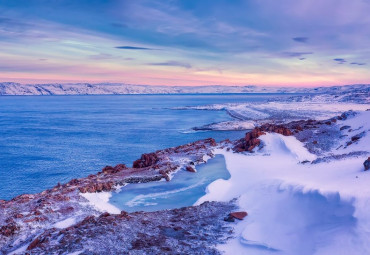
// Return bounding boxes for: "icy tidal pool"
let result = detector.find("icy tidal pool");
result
[109,155,230,212]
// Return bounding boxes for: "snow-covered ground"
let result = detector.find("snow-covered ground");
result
[180,89,369,131]
[196,111,370,254]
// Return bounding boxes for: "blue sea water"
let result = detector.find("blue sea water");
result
[0,93,293,200]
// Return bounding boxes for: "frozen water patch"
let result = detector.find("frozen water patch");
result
[80,192,121,214]
[193,120,256,131]
[110,155,230,212]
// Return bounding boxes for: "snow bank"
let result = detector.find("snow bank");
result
[197,113,370,254]
[53,217,77,229]
[80,192,121,214]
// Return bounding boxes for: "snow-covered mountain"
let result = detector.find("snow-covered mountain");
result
[0,82,369,95]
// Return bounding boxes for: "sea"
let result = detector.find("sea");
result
[0,93,294,200]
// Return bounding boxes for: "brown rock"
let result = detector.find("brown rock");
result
[27,236,45,250]
[229,211,248,220]
[102,165,115,174]
[133,153,159,168]
[78,186,88,193]
[186,166,196,173]
[114,164,127,171]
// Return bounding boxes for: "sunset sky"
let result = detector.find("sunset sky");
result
[0,0,369,86]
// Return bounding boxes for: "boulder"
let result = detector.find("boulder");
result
[224,211,248,222]
[186,166,196,173]
[229,211,248,220]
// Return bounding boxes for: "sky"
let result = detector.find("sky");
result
[0,0,369,86]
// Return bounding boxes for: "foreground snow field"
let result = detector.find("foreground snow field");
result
[197,111,370,254]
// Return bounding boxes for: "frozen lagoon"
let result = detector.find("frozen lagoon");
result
[110,155,230,212]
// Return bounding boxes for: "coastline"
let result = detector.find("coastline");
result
[1,106,369,253]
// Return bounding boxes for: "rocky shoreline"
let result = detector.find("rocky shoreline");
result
[1,111,369,254]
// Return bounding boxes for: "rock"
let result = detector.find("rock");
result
[78,187,88,193]
[340,125,351,131]
[114,164,127,171]
[102,164,127,174]
[234,124,293,152]
[223,215,235,222]
[0,223,19,236]
[229,211,248,220]
[27,236,46,250]
[133,153,159,168]
[224,211,248,222]
[313,140,318,144]
[186,166,196,173]
[351,131,365,142]
[364,157,370,171]
[102,165,115,174]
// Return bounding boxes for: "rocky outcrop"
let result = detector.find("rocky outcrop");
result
[0,138,217,253]
[133,153,159,168]
[234,124,293,152]
[19,201,236,254]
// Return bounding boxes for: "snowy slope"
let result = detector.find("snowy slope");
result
[196,111,370,255]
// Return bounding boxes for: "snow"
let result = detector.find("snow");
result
[67,251,84,255]
[196,111,370,254]
[53,217,77,229]
[80,192,121,214]
[8,243,30,255]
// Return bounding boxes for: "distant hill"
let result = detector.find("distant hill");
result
[0,82,369,96]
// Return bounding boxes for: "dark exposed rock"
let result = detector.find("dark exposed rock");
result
[340,125,351,131]
[364,157,370,171]
[351,131,366,142]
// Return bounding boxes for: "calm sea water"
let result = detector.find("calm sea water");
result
[0,94,292,200]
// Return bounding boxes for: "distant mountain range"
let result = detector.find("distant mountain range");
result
[0,82,369,95]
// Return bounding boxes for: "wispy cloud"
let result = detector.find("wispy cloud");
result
[351,62,366,66]
[115,46,156,50]
[281,52,313,58]
[148,61,191,69]
[292,37,309,43]
[333,58,346,64]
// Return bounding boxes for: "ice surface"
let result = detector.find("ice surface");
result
[80,192,121,214]
[182,97,369,132]
[109,155,230,212]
